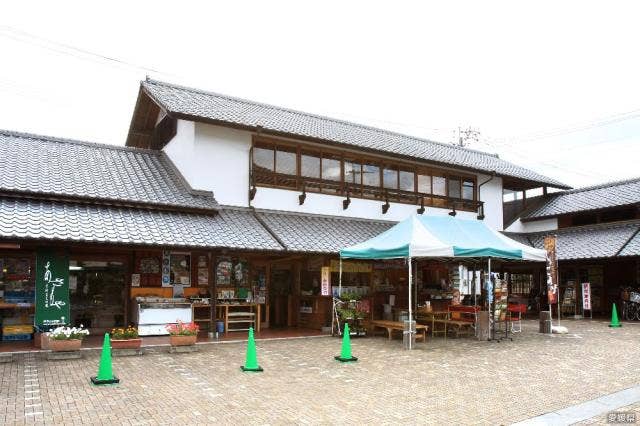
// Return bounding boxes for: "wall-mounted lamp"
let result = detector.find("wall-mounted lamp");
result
[298,188,307,205]
[249,185,257,201]
[477,203,485,220]
[417,197,425,215]
[382,198,390,214]
[448,203,457,217]
[342,193,351,210]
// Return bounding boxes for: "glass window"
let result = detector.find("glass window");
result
[275,147,296,175]
[448,177,461,198]
[252,146,274,173]
[399,170,415,191]
[362,164,380,187]
[433,176,446,196]
[322,155,341,181]
[301,152,320,178]
[344,161,362,185]
[383,167,398,189]
[462,180,474,200]
[417,174,431,194]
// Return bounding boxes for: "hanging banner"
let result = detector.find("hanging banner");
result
[321,266,331,296]
[329,260,371,273]
[581,282,591,311]
[544,235,558,305]
[35,249,70,328]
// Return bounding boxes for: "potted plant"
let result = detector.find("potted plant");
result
[110,326,142,350]
[46,325,90,352]
[166,320,199,346]
[336,292,368,336]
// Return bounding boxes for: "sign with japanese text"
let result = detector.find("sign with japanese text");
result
[35,249,70,328]
[329,260,371,273]
[544,235,558,305]
[321,266,331,296]
[581,282,592,311]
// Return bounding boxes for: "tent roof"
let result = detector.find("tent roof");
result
[340,215,546,261]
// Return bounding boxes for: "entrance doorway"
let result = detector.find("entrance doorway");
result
[270,267,291,328]
[69,259,126,333]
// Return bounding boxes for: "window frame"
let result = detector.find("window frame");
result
[251,136,478,210]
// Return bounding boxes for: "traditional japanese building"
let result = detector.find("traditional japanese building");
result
[0,78,568,347]
[505,178,640,315]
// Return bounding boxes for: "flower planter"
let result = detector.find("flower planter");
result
[49,339,82,352]
[111,338,142,350]
[169,335,197,346]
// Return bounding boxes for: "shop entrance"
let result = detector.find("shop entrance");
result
[270,267,291,328]
[69,259,126,333]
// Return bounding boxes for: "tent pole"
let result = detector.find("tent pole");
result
[488,257,493,341]
[332,257,343,336]
[339,258,343,297]
[408,256,413,350]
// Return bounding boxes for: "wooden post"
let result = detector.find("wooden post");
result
[210,253,216,331]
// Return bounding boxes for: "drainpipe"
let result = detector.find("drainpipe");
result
[477,171,496,220]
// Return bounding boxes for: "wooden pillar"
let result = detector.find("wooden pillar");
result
[210,252,216,329]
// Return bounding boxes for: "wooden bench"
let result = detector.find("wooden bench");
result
[370,320,428,343]
[420,306,479,340]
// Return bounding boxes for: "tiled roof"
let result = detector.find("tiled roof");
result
[504,221,640,260]
[0,197,281,251]
[619,228,640,257]
[141,78,568,189]
[522,178,640,220]
[256,210,394,253]
[0,130,218,211]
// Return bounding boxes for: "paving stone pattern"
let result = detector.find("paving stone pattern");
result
[1,320,639,425]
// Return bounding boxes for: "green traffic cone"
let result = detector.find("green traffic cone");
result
[334,323,358,362]
[91,333,120,385]
[608,303,622,328]
[241,327,263,372]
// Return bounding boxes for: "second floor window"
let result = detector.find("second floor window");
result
[251,138,479,211]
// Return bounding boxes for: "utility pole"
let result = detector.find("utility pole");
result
[454,126,480,147]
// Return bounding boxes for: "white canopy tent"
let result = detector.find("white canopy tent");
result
[337,215,546,348]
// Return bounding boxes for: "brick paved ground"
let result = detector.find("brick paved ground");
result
[1,320,639,425]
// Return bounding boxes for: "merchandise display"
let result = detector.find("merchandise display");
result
[0,257,34,341]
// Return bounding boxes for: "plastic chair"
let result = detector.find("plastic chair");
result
[508,303,527,333]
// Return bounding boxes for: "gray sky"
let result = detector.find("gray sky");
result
[1,0,639,189]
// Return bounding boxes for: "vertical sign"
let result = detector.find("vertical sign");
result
[543,235,558,305]
[35,249,70,328]
[581,282,591,311]
[320,266,331,296]
[161,250,171,287]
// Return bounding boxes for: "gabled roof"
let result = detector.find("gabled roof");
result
[504,220,640,260]
[522,177,640,220]
[256,210,394,253]
[0,198,281,251]
[0,130,218,211]
[134,78,568,189]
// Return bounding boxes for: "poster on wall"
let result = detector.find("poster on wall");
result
[321,266,331,296]
[581,282,591,311]
[35,249,70,328]
[543,235,558,305]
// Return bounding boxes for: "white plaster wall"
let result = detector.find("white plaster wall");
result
[163,121,506,229]
[477,174,504,231]
[506,217,558,233]
[164,121,252,207]
[252,187,479,223]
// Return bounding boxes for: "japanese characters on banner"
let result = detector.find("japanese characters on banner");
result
[320,266,331,296]
[581,282,592,311]
[543,235,558,305]
[35,250,70,328]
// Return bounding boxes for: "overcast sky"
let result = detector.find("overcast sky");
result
[1,1,639,189]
